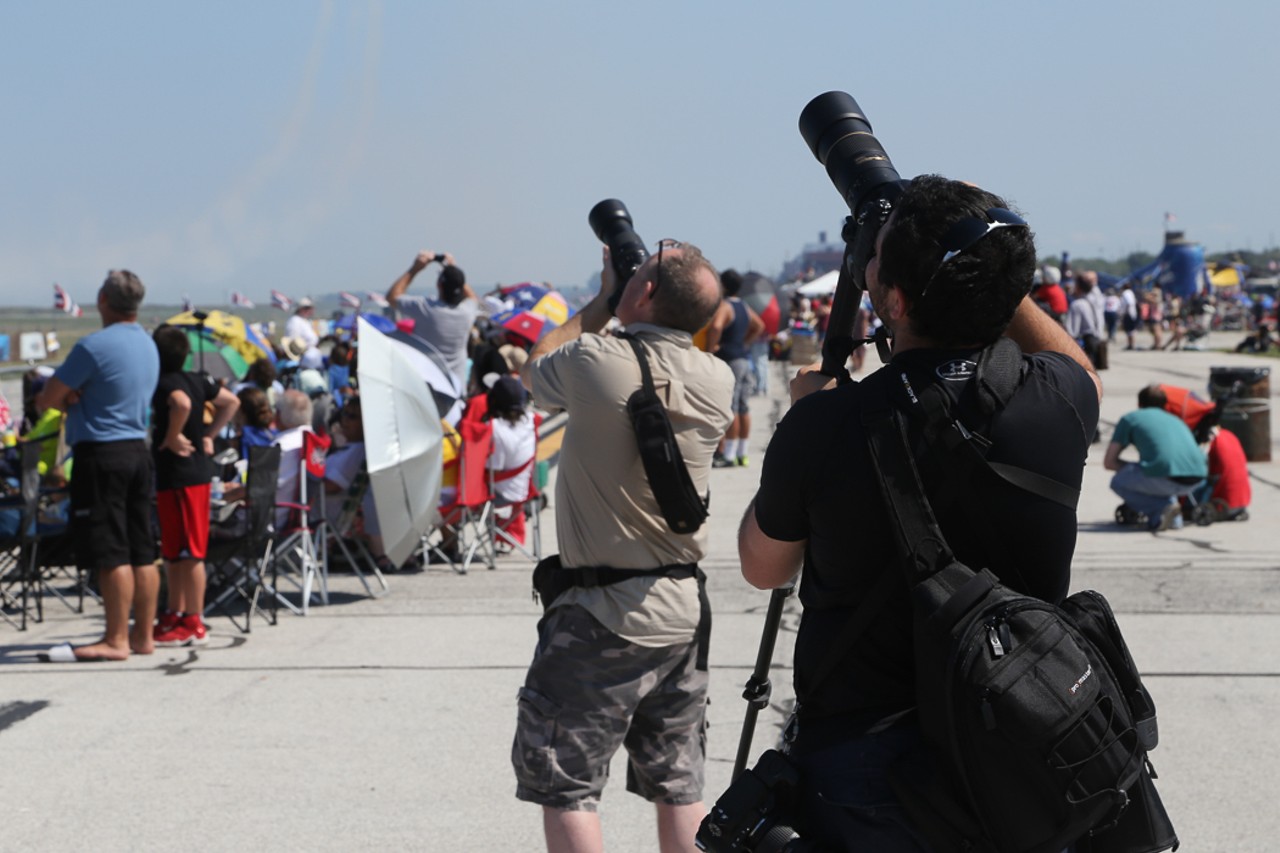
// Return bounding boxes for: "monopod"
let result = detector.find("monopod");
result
[731,582,795,781]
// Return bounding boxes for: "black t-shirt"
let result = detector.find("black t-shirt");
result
[754,346,1099,722]
[152,371,220,490]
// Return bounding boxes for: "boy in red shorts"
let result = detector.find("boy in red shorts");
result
[151,325,240,646]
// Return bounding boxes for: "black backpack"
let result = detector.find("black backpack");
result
[856,348,1178,853]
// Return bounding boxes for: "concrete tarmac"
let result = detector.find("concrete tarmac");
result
[2,331,1277,851]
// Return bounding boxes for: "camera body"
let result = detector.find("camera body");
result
[588,199,650,314]
[798,91,907,292]
[433,253,447,263]
[695,749,814,853]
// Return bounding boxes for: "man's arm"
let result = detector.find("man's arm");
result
[162,389,195,457]
[1004,295,1103,402]
[204,385,240,455]
[703,300,731,353]
[738,496,805,589]
[1103,441,1126,471]
[34,376,76,415]
[385,250,439,309]
[520,249,614,392]
[744,304,766,345]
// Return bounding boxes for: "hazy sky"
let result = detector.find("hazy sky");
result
[3,1,1277,308]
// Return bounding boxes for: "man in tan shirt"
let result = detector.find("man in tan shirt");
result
[512,239,734,853]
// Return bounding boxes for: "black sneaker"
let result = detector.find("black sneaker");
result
[712,455,735,469]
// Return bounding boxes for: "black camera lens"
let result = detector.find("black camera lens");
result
[799,91,901,213]
[589,199,650,314]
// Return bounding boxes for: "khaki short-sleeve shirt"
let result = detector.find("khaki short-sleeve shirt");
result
[529,323,734,646]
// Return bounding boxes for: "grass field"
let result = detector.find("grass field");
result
[0,305,291,367]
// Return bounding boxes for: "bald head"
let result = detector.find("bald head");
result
[617,242,721,334]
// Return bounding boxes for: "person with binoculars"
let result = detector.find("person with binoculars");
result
[510,231,734,853]
[738,175,1102,850]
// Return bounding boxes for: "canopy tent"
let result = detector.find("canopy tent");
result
[796,270,839,298]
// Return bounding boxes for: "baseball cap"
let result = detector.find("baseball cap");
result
[485,375,527,417]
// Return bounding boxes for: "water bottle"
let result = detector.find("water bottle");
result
[210,476,224,501]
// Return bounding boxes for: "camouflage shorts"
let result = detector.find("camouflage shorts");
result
[512,604,708,811]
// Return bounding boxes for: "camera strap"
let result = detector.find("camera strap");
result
[618,332,710,534]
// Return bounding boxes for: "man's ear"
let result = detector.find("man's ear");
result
[884,285,912,325]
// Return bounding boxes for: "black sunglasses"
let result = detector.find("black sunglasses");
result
[652,238,684,297]
[920,208,1028,298]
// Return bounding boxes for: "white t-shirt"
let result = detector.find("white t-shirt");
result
[273,425,312,530]
[285,313,320,348]
[487,412,536,503]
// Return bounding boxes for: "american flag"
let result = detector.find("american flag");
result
[1164,212,1176,225]
[366,291,389,308]
[181,295,194,312]
[53,283,71,312]
[270,289,293,310]
[230,291,255,309]
[339,291,361,309]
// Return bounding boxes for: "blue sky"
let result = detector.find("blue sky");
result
[3,1,1277,308]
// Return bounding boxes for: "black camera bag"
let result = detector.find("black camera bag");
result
[855,354,1177,853]
[620,334,709,534]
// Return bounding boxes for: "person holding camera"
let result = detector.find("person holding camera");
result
[738,176,1102,851]
[385,249,478,390]
[511,240,733,852]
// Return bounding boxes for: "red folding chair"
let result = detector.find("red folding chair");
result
[430,418,494,574]
[487,412,543,562]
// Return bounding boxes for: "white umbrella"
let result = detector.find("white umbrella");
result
[796,269,839,297]
[356,317,445,567]
[385,329,466,423]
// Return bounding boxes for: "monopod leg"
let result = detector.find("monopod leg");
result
[731,583,795,781]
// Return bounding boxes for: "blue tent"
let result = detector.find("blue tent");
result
[1117,232,1210,299]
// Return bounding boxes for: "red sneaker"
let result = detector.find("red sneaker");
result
[182,613,209,647]
[154,615,193,647]
[153,611,181,642]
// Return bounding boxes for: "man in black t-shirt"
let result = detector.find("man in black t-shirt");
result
[739,176,1102,851]
[151,326,240,647]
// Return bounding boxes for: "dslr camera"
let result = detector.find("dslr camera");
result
[695,750,817,853]
[588,198,650,314]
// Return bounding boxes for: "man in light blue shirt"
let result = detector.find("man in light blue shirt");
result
[1104,384,1207,531]
[37,270,161,662]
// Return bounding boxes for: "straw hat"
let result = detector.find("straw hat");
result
[280,336,308,361]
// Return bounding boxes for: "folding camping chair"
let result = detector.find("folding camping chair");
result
[274,430,330,614]
[429,418,495,574]
[486,414,544,563]
[204,444,282,632]
[0,440,42,630]
[318,464,389,598]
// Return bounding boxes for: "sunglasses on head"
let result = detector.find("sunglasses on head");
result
[652,238,685,296]
[920,208,1028,298]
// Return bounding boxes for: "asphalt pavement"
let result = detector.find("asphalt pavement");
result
[2,331,1277,851]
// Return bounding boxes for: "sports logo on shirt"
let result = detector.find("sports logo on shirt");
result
[936,359,977,381]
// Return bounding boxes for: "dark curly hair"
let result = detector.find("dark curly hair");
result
[878,175,1037,346]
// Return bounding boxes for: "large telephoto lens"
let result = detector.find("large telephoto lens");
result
[799,91,901,213]
[589,199,650,312]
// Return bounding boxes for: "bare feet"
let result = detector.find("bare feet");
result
[129,629,155,656]
[69,641,131,662]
